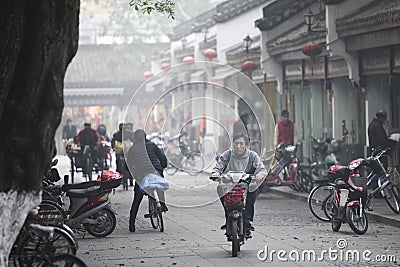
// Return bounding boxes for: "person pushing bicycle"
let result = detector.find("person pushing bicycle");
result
[126,129,168,232]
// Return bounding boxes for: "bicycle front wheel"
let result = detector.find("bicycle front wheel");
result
[380,182,400,214]
[184,153,204,176]
[36,200,67,225]
[298,170,314,193]
[231,219,239,257]
[52,253,88,267]
[165,161,178,175]
[16,226,77,266]
[308,183,334,221]
[346,205,368,235]
[84,152,93,181]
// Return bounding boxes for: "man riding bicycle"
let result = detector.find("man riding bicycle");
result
[77,123,100,166]
[211,133,266,232]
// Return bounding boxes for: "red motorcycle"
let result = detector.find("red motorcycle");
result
[60,170,122,237]
[330,174,368,234]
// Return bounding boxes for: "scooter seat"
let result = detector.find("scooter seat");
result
[65,186,102,198]
[62,181,99,191]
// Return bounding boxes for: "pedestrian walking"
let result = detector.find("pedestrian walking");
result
[273,109,297,147]
[368,109,396,170]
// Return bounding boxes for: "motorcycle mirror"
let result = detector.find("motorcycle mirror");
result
[64,175,69,184]
[52,159,58,166]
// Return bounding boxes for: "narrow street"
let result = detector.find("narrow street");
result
[54,155,400,267]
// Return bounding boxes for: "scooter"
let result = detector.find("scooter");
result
[262,142,312,192]
[210,172,256,257]
[309,136,331,181]
[330,175,368,235]
[60,170,122,237]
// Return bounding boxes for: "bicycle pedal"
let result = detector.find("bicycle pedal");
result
[144,214,151,218]
[245,234,252,239]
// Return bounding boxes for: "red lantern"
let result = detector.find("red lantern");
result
[160,63,170,70]
[182,56,194,64]
[302,42,322,57]
[214,84,224,89]
[203,49,217,59]
[143,71,153,78]
[241,61,257,72]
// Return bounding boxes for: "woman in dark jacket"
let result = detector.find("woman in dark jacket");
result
[127,129,168,232]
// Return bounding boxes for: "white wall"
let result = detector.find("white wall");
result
[332,77,360,141]
[216,8,263,64]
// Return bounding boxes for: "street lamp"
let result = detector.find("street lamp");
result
[304,9,327,33]
[181,37,187,50]
[243,34,253,54]
[202,28,209,44]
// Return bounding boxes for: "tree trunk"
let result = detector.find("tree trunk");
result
[0,0,80,264]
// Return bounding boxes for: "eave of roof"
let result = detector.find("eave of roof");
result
[64,87,124,97]
[266,19,325,56]
[337,0,400,37]
[256,0,316,31]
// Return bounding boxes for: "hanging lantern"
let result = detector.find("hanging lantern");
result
[182,56,194,64]
[302,42,322,57]
[203,49,217,59]
[302,42,323,75]
[213,83,224,89]
[241,61,257,72]
[160,63,171,70]
[143,71,153,78]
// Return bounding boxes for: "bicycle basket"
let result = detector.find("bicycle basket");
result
[225,184,246,205]
[66,144,81,155]
[389,169,400,188]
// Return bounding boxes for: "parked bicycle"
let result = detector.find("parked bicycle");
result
[164,133,204,176]
[9,220,83,266]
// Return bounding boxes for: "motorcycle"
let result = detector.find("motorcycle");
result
[59,170,122,237]
[327,152,370,234]
[262,142,312,192]
[210,172,256,257]
[42,159,65,207]
[309,136,331,181]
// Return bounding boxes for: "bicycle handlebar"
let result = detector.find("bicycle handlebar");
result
[370,147,391,159]
[209,172,255,184]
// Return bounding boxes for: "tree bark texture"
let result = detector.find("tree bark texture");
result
[0,0,80,191]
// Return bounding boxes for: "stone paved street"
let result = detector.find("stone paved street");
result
[54,155,400,267]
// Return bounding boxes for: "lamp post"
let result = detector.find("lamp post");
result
[202,28,208,44]
[243,34,253,54]
[304,9,327,33]
[181,37,187,50]
[242,34,256,79]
